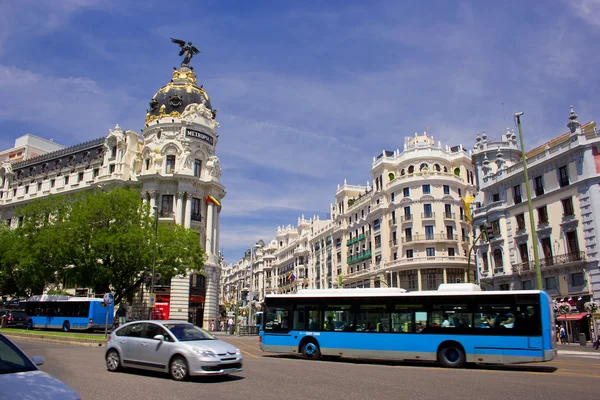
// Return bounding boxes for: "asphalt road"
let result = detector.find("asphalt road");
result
[14,336,600,400]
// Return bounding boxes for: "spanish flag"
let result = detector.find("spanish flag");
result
[461,194,475,222]
[206,195,221,207]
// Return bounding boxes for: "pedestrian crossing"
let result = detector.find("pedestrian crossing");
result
[558,349,600,359]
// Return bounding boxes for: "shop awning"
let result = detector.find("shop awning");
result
[556,313,588,321]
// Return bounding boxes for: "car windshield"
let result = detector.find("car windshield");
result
[165,323,216,342]
[0,335,37,375]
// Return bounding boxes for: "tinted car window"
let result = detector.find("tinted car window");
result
[0,335,36,373]
[10,311,26,318]
[143,323,171,341]
[165,323,215,342]
[116,323,144,338]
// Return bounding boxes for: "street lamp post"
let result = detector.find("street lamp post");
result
[515,112,543,290]
[150,205,158,319]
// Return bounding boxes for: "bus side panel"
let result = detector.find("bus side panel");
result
[539,291,557,360]
[89,301,114,328]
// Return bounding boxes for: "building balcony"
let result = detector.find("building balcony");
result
[384,255,468,269]
[421,212,435,220]
[401,214,413,223]
[347,250,372,265]
[514,252,586,272]
[389,218,397,227]
[158,209,174,219]
[389,238,398,247]
[344,266,372,279]
[191,213,202,222]
[401,233,459,243]
[443,212,455,220]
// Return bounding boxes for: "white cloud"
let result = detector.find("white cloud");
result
[218,223,278,257]
[569,0,600,26]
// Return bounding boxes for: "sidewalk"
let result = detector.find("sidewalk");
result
[556,343,598,353]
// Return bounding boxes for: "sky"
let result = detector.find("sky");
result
[1,0,599,263]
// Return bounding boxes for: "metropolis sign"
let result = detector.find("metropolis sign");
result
[185,129,214,146]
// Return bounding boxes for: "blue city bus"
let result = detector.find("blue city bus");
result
[24,295,114,332]
[259,284,556,368]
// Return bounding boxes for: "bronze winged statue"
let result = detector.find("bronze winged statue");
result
[171,38,200,66]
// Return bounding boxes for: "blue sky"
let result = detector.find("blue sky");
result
[1,0,599,263]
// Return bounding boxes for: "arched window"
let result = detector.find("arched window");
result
[434,164,441,172]
[420,163,428,171]
[454,167,461,176]
[388,172,395,181]
[400,169,405,176]
[443,166,448,173]
[408,165,414,174]
[493,249,503,269]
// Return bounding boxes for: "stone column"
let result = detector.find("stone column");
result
[176,191,185,225]
[141,192,148,205]
[205,203,214,255]
[184,194,192,229]
[417,269,422,291]
[213,206,219,255]
[443,268,448,284]
[169,272,190,321]
[202,266,220,330]
[148,190,157,212]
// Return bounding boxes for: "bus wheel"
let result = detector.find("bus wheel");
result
[62,321,70,332]
[438,343,465,368]
[301,340,321,360]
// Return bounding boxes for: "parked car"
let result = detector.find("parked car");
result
[105,320,243,381]
[0,309,29,328]
[0,334,80,399]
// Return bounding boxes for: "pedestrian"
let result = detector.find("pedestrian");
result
[559,325,567,344]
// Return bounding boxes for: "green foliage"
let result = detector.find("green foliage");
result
[1,187,206,303]
[46,289,70,295]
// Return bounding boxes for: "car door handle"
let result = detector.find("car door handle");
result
[120,340,127,344]
[141,343,148,347]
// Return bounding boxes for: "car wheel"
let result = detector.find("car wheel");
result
[438,344,465,368]
[170,356,189,381]
[301,340,321,360]
[62,321,70,332]
[106,350,121,372]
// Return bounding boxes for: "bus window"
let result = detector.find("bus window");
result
[415,311,428,333]
[356,304,388,332]
[292,305,320,331]
[264,307,291,332]
[430,304,471,329]
[323,305,351,331]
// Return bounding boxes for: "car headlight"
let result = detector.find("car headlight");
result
[235,348,242,356]
[193,348,217,358]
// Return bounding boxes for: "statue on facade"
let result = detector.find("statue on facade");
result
[171,38,200,67]
[205,155,221,178]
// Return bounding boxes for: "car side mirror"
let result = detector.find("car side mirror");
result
[31,356,45,366]
[153,334,165,341]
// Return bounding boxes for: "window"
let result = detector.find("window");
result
[78,172,84,182]
[518,243,529,266]
[534,175,544,196]
[191,198,201,221]
[493,249,503,270]
[492,193,500,202]
[491,220,501,237]
[374,235,381,248]
[116,323,144,337]
[425,225,434,240]
[422,184,431,194]
[443,185,450,195]
[404,228,412,242]
[545,277,557,290]
[24,185,29,194]
[111,146,117,158]
[406,249,413,258]
[558,166,569,187]
[482,252,489,271]
[426,247,435,257]
[37,182,41,191]
[403,187,410,197]
[50,179,55,188]
[537,206,549,224]
[93,168,99,178]
[448,248,455,257]
[423,204,432,218]
[562,197,574,217]
[515,213,526,231]
[566,231,580,255]
[166,155,176,174]
[571,272,585,287]
[513,185,522,204]
[373,219,381,231]
[161,194,174,216]
[522,280,533,290]
[541,237,553,265]
[143,323,171,341]
[109,164,115,174]
[145,159,150,170]
[446,225,454,239]
[391,192,395,202]
[194,159,202,177]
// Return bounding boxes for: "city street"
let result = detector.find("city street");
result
[14,335,600,400]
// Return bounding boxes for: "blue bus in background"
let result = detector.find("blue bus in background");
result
[259,284,556,368]
[24,295,114,332]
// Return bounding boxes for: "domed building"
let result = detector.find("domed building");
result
[0,46,225,330]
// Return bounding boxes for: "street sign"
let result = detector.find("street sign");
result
[149,293,156,308]
[103,293,114,306]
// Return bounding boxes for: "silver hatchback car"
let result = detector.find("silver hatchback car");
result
[105,320,243,380]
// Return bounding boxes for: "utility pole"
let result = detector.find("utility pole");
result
[515,112,543,289]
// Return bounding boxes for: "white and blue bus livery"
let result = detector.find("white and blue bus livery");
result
[24,295,114,331]
[259,284,556,368]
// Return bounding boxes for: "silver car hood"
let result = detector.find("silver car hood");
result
[183,339,238,354]
[0,370,80,400]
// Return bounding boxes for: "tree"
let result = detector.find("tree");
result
[4,187,206,303]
